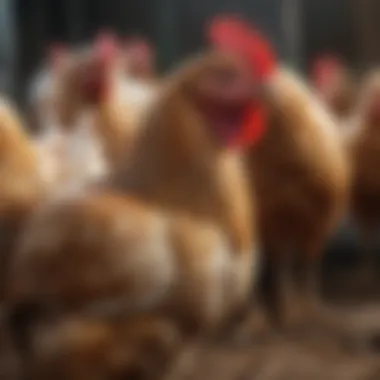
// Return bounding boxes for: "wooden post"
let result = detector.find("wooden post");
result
[354,0,377,68]
[281,0,303,69]
[65,0,87,44]
[154,0,181,72]
[0,0,16,95]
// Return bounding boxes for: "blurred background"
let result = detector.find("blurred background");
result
[1,0,373,107]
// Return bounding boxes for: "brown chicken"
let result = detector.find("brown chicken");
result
[347,70,380,283]
[3,50,261,379]
[0,98,47,297]
[209,17,350,330]
[310,55,357,125]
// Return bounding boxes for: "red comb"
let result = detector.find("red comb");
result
[125,36,153,58]
[95,31,118,63]
[208,15,277,80]
[49,43,67,68]
[311,55,344,86]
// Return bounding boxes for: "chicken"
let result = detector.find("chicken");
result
[310,55,357,127]
[0,98,41,205]
[346,70,380,283]
[26,41,108,191]
[28,43,94,130]
[0,97,47,299]
[209,17,350,330]
[4,50,262,379]
[6,313,182,380]
[53,32,157,173]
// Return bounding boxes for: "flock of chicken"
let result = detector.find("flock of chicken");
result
[0,15,379,379]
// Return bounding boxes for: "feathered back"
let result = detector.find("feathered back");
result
[114,52,255,252]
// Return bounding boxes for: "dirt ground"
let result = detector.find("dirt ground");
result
[2,268,380,380]
[176,306,380,380]
[187,343,380,380]
[177,270,380,380]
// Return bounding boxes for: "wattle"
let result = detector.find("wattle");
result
[229,104,268,149]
